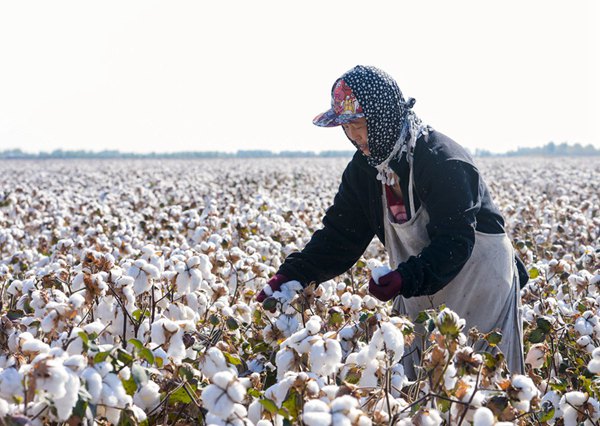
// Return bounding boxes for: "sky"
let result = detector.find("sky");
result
[0,1,598,154]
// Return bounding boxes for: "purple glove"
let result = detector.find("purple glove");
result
[256,274,289,302]
[369,270,403,302]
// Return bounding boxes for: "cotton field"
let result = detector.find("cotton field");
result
[0,157,598,426]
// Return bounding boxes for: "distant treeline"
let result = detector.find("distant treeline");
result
[0,149,355,159]
[1,142,598,159]
[475,142,600,157]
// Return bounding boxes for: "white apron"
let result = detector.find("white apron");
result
[383,152,524,377]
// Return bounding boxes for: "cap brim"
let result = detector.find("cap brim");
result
[313,109,365,127]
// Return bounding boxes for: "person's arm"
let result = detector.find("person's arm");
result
[397,158,481,297]
[277,159,375,285]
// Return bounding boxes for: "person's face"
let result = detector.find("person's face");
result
[342,117,369,156]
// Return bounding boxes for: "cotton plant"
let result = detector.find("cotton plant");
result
[1,158,600,424]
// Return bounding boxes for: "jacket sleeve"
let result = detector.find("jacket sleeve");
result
[397,158,482,297]
[277,160,376,285]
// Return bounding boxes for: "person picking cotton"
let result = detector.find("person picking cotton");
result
[257,65,528,376]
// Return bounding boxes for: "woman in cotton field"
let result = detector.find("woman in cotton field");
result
[257,65,527,375]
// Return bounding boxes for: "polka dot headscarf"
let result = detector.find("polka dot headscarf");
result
[342,65,429,183]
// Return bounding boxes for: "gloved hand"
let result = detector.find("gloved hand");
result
[369,270,403,302]
[256,273,289,303]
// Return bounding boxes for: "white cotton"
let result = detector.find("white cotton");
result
[415,408,443,426]
[512,375,538,402]
[94,361,113,378]
[83,320,106,336]
[0,367,23,401]
[306,316,322,335]
[63,354,87,372]
[133,380,161,412]
[248,399,264,425]
[22,338,50,355]
[540,391,562,422]
[53,371,80,421]
[562,391,588,406]
[284,328,318,354]
[201,371,246,419]
[574,311,597,336]
[41,310,59,333]
[525,343,546,369]
[363,295,377,310]
[68,292,86,309]
[35,358,69,399]
[371,266,392,285]
[199,347,229,379]
[359,358,380,388]
[340,292,352,308]
[310,337,342,376]
[150,317,179,346]
[473,407,495,426]
[577,335,596,353]
[166,329,186,364]
[0,398,8,417]
[380,322,404,363]
[443,362,457,390]
[366,258,384,270]
[350,294,363,311]
[588,347,600,373]
[276,347,297,380]
[275,314,300,337]
[303,399,332,426]
[82,367,103,401]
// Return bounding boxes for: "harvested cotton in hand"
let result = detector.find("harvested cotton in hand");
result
[367,259,392,285]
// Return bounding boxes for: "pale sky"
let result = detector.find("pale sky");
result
[0,1,598,154]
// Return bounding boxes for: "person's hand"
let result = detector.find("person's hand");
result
[256,274,289,303]
[369,270,403,302]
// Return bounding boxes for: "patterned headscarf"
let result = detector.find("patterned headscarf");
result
[341,66,429,184]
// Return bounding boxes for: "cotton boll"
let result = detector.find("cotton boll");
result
[33,357,69,399]
[63,355,87,372]
[40,310,59,334]
[363,295,377,310]
[350,294,363,311]
[371,266,392,284]
[133,380,161,412]
[201,371,246,419]
[310,337,342,376]
[303,399,332,426]
[53,371,79,421]
[413,408,443,426]
[275,314,300,338]
[22,338,50,356]
[150,317,179,347]
[306,316,322,335]
[0,398,8,417]
[588,347,600,373]
[473,407,495,426]
[443,362,457,390]
[525,343,547,369]
[540,391,562,422]
[574,311,597,336]
[198,347,229,380]
[340,292,352,308]
[276,347,297,380]
[81,367,103,402]
[0,367,23,401]
[562,391,588,407]
[512,375,539,403]
[359,358,380,388]
[68,292,86,310]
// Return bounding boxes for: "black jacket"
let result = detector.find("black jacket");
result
[278,130,528,297]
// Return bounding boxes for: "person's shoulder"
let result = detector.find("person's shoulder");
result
[347,150,376,175]
[415,128,475,165]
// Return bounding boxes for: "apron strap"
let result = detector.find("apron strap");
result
[407,137,416,218]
